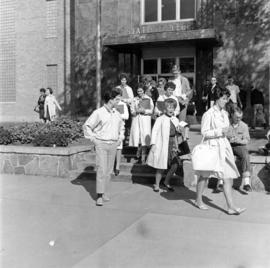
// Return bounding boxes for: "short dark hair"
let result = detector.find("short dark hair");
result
[136,82,144,91]
[103,87,121,103]
[164,82,176,91]
[164,98,177,109]
[47,87,53,94]
[213,87,230,101]
[40,88,45,93]
[119,73,128,81]
[228,75,233,79]
[233,106,243,115]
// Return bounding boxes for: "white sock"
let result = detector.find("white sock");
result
[218,179,223,186]
[243,177,250,185]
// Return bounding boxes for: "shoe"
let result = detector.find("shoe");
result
[114,169,120,176]
[160,182,174,192]
[216,184,223,192]
[103,195,110,202]
[96,197,103,206]
[153,184,159,192]
[243,184,252,192]
[227,208,246,215]
[194,201,209,210]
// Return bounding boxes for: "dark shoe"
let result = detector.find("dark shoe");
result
[153,184,159,192]
[114,169,120,176]
[160,182,174,192]
[216,184,223,192]
[243,184,252,192]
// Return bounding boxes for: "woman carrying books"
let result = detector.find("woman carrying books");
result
[154,82,180,117]
[129,83,154,164]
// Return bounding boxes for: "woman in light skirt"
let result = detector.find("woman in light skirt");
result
[194,87,246,215]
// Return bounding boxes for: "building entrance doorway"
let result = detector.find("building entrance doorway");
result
[141,46,196,88]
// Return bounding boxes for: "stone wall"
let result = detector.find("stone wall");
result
[0,145,94,178]
[1,145,269,192]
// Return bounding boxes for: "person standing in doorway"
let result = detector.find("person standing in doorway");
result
[44,87,62,122]
[83,87,125,206]
[117,73,134,105]
[226,75,242,109]
[169,65,192,121]
[206,77,219,110]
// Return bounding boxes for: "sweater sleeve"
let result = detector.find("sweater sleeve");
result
[83,111,100,141]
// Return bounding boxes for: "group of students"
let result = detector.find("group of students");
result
[83,67,254,215]
[35,87,62,123]
[113,68,191,189]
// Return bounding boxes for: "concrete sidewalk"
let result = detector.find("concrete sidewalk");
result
[1,174,270,268]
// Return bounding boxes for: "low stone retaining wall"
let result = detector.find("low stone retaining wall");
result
[0,145,94,177]
[1,145,270,192]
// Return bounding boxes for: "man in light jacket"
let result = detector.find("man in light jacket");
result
[83,87,125,206]
[169,65,192,121]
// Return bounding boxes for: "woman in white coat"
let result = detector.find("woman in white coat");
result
[193,87,246,215]
[129,84,154,163]
[44,88,62,122]
[147,98,186,192]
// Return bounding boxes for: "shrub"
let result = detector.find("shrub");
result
[1,117,84,146]
[0,127,12,145]
[33,131,69,147]
[9,122,43,144]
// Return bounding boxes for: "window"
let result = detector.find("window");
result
[47,64,58,92]
[143,0,196,23]
[161,58,175,74]
[179,57,194,73]
[142,56,195,86]
[180,0,196,19]
[162,0,176,21]
[46,0,57,38]
[144,0,158,22]
[143,59,158,74]
[0,0,16,102]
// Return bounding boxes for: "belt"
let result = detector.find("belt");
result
[96,139,117,144]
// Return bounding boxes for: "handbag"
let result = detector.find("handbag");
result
[34,105,39,113]
[178,140,190,156]
[191,137,219,171]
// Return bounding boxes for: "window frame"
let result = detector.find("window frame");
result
[141,56,196,87]
[141,0,197,25]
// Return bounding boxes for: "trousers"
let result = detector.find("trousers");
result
[232,145,251,177]
[95,140,118,194]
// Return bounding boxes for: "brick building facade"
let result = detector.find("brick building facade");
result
[0,0,269,122]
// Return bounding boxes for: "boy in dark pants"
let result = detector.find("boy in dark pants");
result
[227,107,252,192]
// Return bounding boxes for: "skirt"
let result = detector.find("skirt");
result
[167,136,179,167]
[195,157,239,180]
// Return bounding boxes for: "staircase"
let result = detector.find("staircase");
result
[69,147,189,186]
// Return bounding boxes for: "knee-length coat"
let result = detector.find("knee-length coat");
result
[194,105,240,179]
[147,115,180,169]
[129,95,154,147]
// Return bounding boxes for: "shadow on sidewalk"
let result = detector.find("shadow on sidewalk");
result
[71,174,96,201]
[160,186,228,214]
